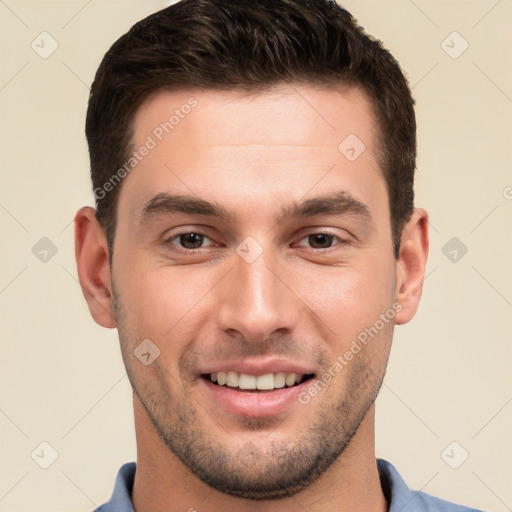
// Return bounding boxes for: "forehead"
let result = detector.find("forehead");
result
[132,83,378,150]
[119,84,386,225]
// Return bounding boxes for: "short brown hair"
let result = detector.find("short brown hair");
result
[86,0,416,259]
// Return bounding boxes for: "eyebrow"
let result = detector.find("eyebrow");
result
[139,190,372,227]
[278,191,372,224]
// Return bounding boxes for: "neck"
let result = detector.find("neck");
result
[131,396,387,512]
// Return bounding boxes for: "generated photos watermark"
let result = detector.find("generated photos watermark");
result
[94,97,198,200]
[298,302,402,405]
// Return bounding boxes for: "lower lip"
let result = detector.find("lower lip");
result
[200,378,310,418]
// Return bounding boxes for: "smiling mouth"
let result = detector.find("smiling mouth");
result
[201,372,316,392]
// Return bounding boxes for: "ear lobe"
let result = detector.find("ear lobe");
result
[394,208,429,325]
[74,206,117,328]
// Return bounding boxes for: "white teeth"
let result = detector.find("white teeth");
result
[226,371,238,387]
[285,373,296,387]
[210,371,306,390]
[256,373,274,390]
[274,372,286,388]
[238,373,256,390]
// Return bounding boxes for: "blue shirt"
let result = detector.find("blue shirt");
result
[94,458,485,511]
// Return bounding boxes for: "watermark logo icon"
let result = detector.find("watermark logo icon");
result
[338,134,366,162]
[32,237,58,263]
[442,237,468,263]
[236,236,263,263]
[31,32,59,59]
[31,441,59,469]
[441,441,469,469]
[441,31,469,59]
[134,339,161,366]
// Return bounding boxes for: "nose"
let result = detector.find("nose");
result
[215,246,301,345]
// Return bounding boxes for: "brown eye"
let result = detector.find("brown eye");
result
[307,233,335,249]
[295,231,347,250]
[164,231,215,252]
[179,232,205,249]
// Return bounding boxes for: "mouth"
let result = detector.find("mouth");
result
[201,371,316,392]
[199,369,316,418]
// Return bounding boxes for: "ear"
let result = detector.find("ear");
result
[394,208,429,325]
[74,206,117,328]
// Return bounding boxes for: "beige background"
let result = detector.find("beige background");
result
[1,1,511,511]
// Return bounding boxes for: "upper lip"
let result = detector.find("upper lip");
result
[198,357,316,377]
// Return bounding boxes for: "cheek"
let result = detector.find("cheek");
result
[297,262,396,340]
[115,260,213,339]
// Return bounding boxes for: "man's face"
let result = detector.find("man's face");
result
[111,85,399,499]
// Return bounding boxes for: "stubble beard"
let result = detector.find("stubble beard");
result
[112,284,390,500]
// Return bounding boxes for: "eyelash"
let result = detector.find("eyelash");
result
[163,230,349,253]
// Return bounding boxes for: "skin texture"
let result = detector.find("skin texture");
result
[75,84,429,512]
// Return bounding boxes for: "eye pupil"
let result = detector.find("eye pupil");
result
[180,233,204,249]
[309,233,333,249]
